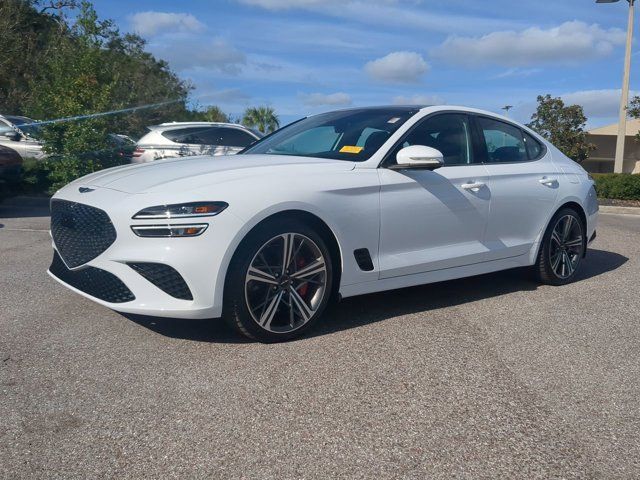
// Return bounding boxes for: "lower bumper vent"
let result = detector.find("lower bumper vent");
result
[49,251,135,303]
[128,263,193,300]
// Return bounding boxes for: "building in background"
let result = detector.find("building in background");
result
[583,119,640,173]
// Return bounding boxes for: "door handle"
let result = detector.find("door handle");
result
[539,177,558,186]
[461,182,485,191]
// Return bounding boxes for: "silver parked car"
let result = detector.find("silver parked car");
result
[0,115,45,161]
[132,122,263,163]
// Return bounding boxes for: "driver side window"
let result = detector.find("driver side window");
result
[390,113,474,166]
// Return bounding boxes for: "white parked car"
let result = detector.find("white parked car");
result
[48,106,598,342]
[0,115,45,160]
[132,122,263,163]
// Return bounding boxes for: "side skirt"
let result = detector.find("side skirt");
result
[339,254,530,299]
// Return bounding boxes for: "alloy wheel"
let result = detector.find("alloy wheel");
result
[549,214,584,279]
[244,233,328,333]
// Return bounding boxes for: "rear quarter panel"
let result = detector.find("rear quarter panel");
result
[528,145,598,263]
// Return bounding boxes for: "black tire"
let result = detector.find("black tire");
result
[223,218,334,343]
[535,207,585,285]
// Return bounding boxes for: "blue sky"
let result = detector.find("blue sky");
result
[92,0,638,128]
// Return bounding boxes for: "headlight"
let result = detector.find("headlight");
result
[131,224,208,237]
[132,202,228,219]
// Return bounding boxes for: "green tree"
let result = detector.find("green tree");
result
[242,106,279,133]
[629,95,640,141]
[0,1,194,192]
[102,32,192,136]
[200,106,230,123]
[0,0,64,114]
[527,94,595,163]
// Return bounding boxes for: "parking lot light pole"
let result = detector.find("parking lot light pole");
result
[597,0,635,173]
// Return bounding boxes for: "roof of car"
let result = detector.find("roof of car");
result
[148,122,251,131]
[0,114,36,126]
[326,105,431,112]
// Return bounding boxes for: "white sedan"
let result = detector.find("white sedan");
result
[48,105,598,342]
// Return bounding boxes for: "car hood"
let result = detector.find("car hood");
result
[69,154,356,194]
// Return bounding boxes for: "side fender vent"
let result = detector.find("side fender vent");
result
[353,248,374,272]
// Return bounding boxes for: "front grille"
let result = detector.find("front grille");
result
[50,199,117,268]
[128,263,193,300]
[49,251,135,303]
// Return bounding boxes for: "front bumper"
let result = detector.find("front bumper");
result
[48,187,245,319]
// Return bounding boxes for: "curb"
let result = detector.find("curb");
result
[599,205,640,215]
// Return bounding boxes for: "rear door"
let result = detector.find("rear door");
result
[474,115,560,260]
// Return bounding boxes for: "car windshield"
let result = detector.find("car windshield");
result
[243,107,419,161]
[3,115,43,139]
[4,115,33,126]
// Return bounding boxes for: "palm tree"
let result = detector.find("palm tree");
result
[242,106,279,133]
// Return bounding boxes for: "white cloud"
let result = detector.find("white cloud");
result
[392,94,444,105]
[512,89,638,127]
[237,0,399,9]
[432,21,626,67]
[365,52,429,84]
[199,88,252,104]
[128,11,205,37]
[300,92,352,106]
[491,68,541,79]
[561,89,637,118]
[150,38,246,74]
[234,0,523,34]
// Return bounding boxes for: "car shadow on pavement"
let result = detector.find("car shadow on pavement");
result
[122,248,627,343]
[312,248,628,338]
[123,313,251,344]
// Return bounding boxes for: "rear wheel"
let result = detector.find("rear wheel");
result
[224,219,333,342]
[535,208,585,285]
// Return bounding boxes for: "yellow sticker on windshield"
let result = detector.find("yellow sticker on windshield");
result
[339,145,364,154]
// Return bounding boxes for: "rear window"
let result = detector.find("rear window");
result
[218,128,257,147]
[477,117,527,163]
[162,127,256,147]
[523,131,544,160]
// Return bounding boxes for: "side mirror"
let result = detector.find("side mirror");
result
[1,130,21,141]
[392,145,444,170]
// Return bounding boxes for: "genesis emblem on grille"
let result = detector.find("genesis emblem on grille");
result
[78,187,95,193]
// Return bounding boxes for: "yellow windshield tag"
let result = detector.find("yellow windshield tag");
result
[339,145,364,154]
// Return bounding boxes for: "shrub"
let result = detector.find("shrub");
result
[21,158,52,194]
[592,173,640,200]
[13,152,128,197]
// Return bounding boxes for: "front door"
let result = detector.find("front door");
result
[378,113,491,279]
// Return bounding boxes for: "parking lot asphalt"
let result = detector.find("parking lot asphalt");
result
[1,198,639,479]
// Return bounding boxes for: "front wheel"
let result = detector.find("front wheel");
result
[535,208,585,285]
[224,219,333,342]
